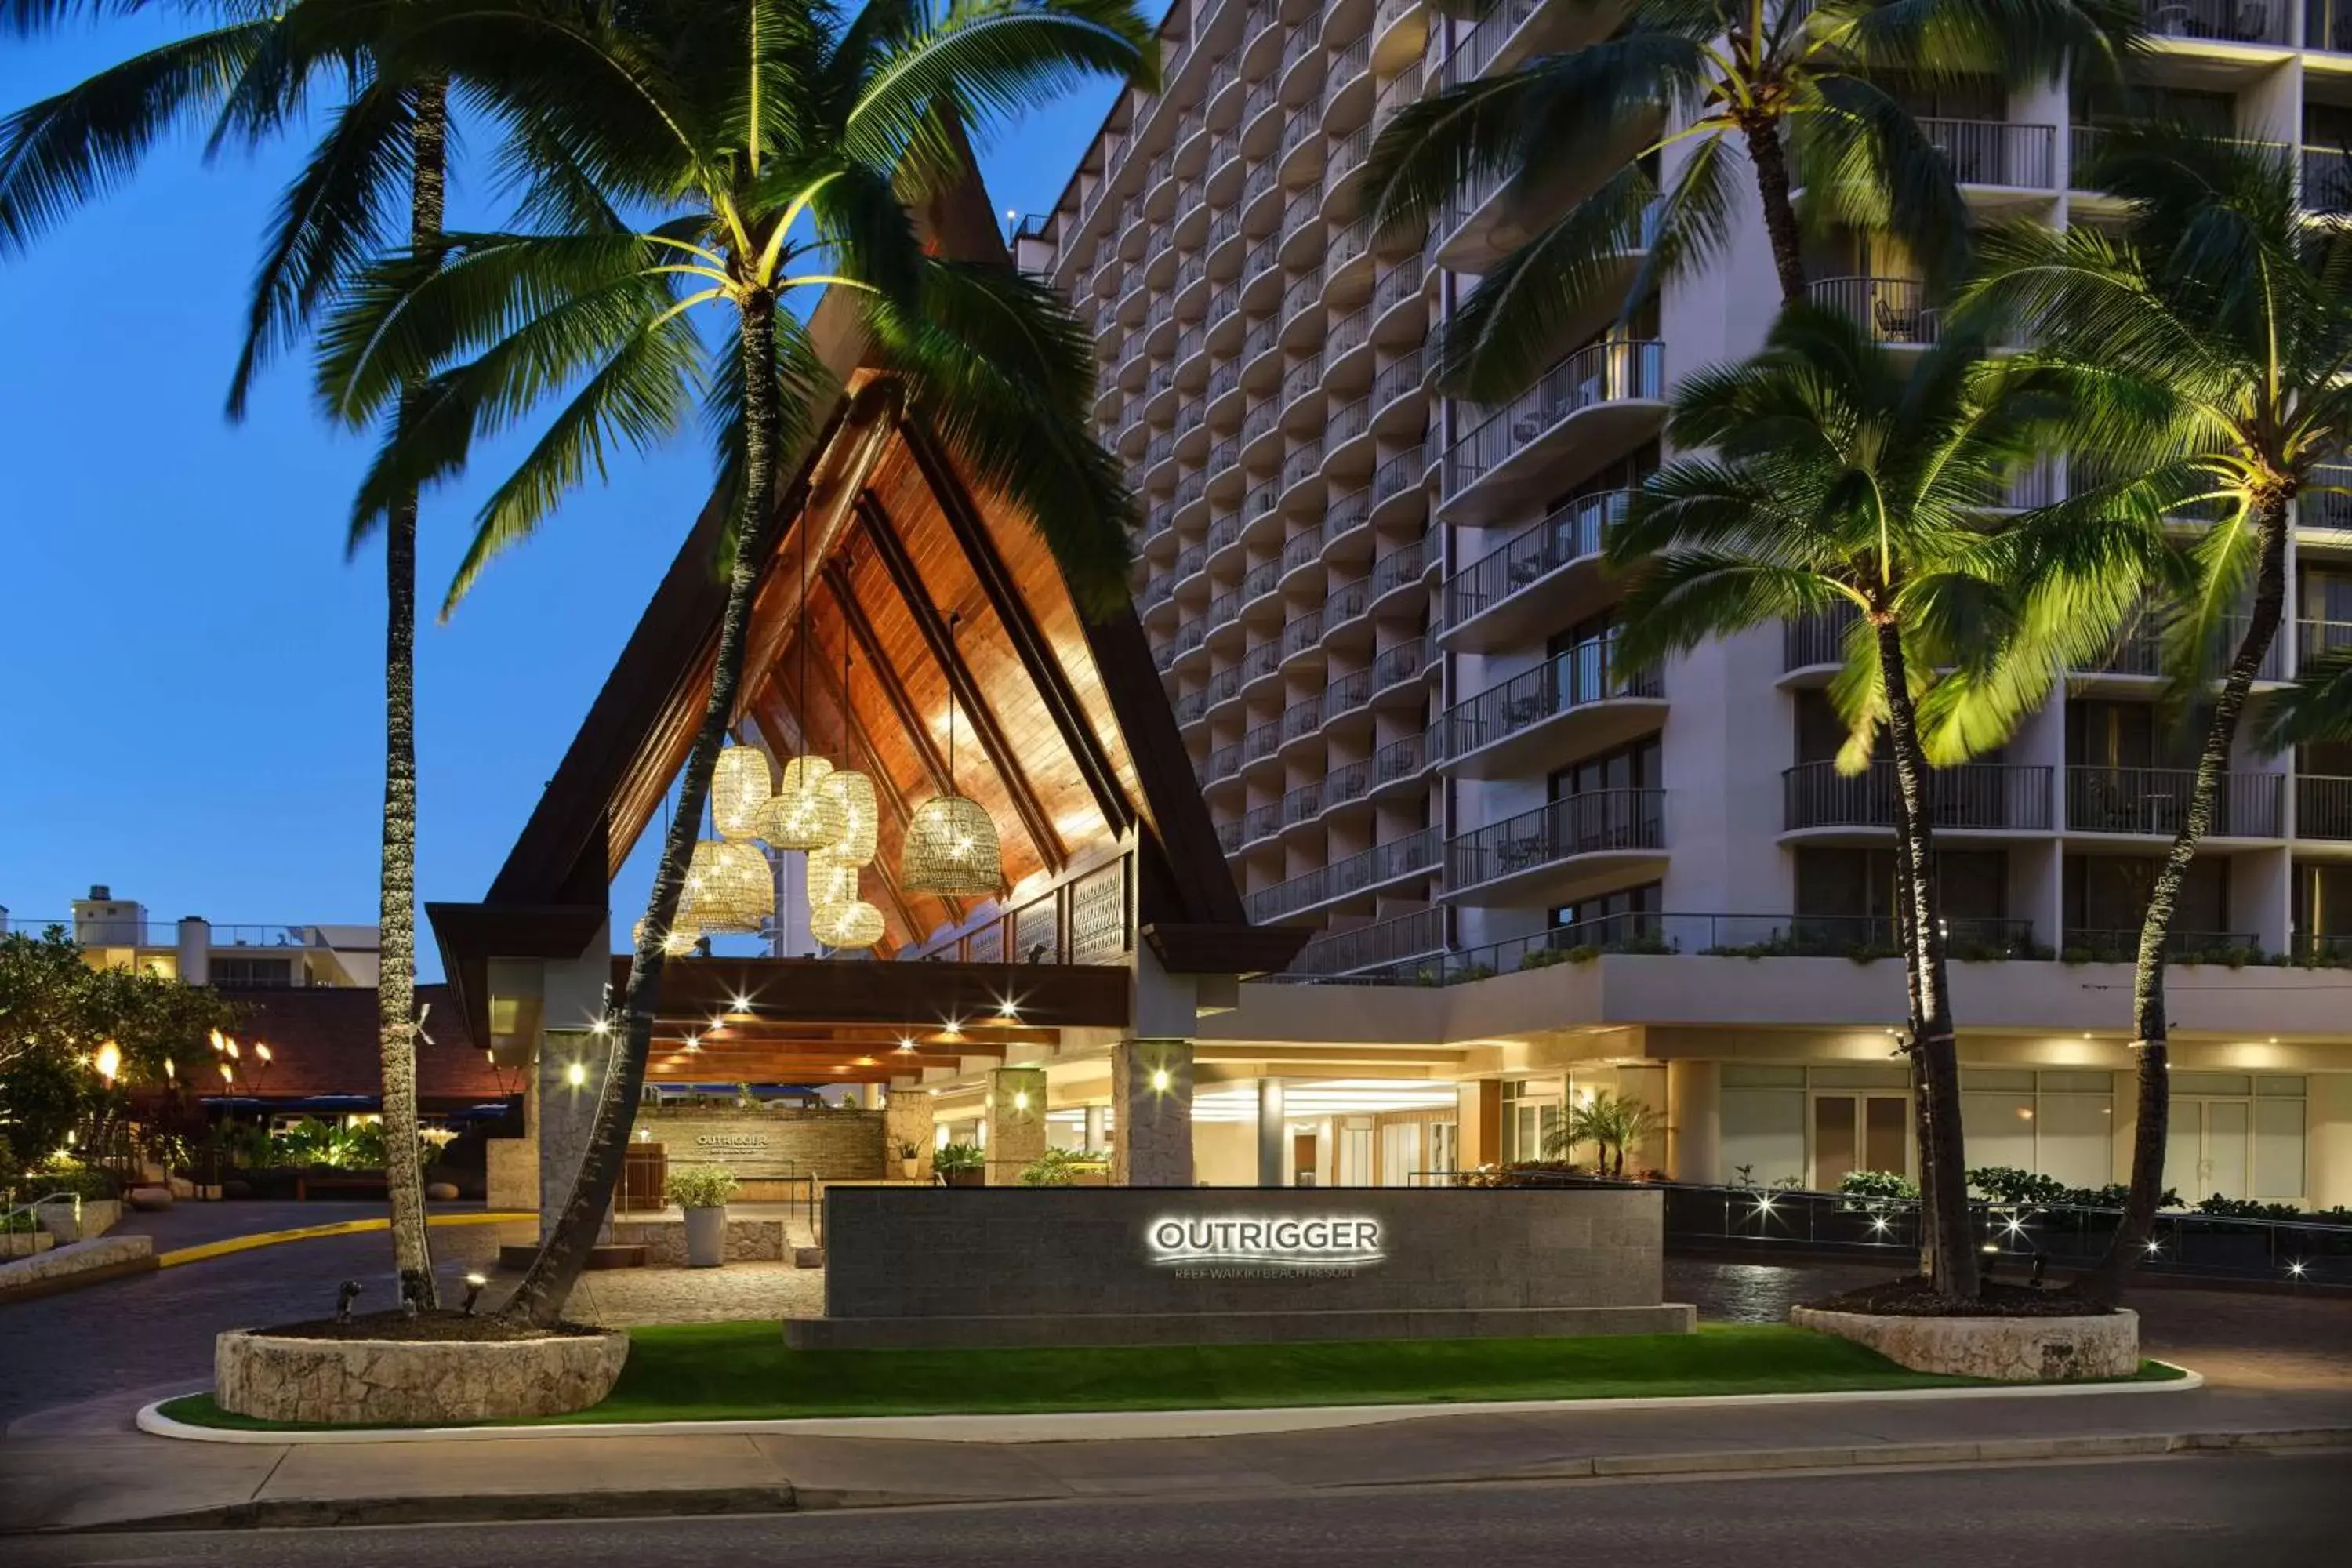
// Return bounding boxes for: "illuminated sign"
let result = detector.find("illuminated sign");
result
[1145,1214,1384,1276]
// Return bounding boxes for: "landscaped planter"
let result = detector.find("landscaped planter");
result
[215,1324,629,1425]
[1791,1305,2139,1381]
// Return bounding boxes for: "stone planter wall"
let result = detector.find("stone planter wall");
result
[608,1215,786,1268]
[36,1197,121,1242]
[216,1328,630,1425]
[1791,1305,2139,1381]
[0,1232,56,1259]
[0,1235,155,1301]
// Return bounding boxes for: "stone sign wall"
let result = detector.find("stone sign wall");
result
[644,1107,884,1181]
[792,1186,1693,1348]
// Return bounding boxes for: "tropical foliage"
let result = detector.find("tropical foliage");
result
[1540,1090,1668,1178]
[0,929,241,1172]
[1360,0,2143,397]
[311,0,1152,1322]
[1951,127,2352,1298]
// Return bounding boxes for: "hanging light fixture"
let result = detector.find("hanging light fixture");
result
[818,647,878,864]
[766,502,844,851]
[683,838,772,934]
[806,849,882,952]
[902,612,1003,895]
[632,916,702,957]
[710,744,773,840]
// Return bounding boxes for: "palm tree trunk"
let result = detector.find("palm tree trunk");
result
[1875,621,1979,1298]
[2081,499,2290,1304]
[1740,116,1808,305]
[379,77,448,1310]
[499,289,787,1327]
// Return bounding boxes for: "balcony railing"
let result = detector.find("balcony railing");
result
[2064,765,2285,838]
[2063,927,2260,961]
[2299,617,2352,662]
[2141,0,2290,44]
[1919,118,2056,188]
[1783,760,2053,832]
[1287,907,1449,977]
[1240,826,1443,923]
[1275,911,2047,984]
[1806,276,1937,344]
[2299,775,2352,840]
[1441,640,1661,760]
[2303,146,2352,215]
[1446,789,1665,891]
[1443,342,1665,500]
[1438,0,1541,89]
[1782,602,1861,670]
[1444,491,1627,630]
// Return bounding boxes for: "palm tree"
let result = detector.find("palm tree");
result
[0,0,531,1306]
[321,0,1153,1324]
[1359,0,2143,399]
[1952,127,2352,1300]
[1542,1091,1668,1178]
[1605,303,2087,1295]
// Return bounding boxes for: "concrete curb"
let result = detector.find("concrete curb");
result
[63,1424,2352,1534]
[134,1364,2205,1446]
[155,1210,532,1269]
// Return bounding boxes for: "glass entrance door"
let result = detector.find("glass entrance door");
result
[1812,1094,1910,1188]
[2167,1098,2253,1200]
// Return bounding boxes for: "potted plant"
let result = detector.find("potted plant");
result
[664,1167,737,1268]
[933,1142,985,1188]
[898,1141,922,1181]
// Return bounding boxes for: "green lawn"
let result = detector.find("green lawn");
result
[155,1323,2183,1431]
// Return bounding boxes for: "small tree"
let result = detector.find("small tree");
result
[1541,1091,1668,1178]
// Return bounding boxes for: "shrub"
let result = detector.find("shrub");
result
[932,1141,985,1174]
[664,1166,738,1210]
[1018,1149,1095,1187]
[1838,1169,1918,1202]
[1515,947,1567,971]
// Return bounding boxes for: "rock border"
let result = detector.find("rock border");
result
[0,1233,154,1301]
[1791,1305,2140,1381]
[215,1327,630,1425]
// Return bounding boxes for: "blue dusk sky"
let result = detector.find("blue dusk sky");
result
[0,9,1160,975]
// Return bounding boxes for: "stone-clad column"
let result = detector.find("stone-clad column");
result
[1256,1077,1287,1186]
[984,1067,1048,1186]
[884,1087,936,1182]
[1112,1039,1192,1187]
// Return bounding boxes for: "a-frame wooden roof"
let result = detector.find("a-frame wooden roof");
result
[431,169,1301,1009]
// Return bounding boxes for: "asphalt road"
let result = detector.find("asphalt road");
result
[11,1454,2346,1567]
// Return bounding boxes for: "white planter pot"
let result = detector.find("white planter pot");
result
[683,1205,728,1268]
[901,1158,920,1180]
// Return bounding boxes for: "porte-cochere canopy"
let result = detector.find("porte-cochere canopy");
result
[429,178,1301,1081]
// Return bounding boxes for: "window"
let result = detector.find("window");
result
[212,956,296,988]
[1550,736,1660,801]
[2067,700,2164,769]
[2064,855,2229,943]
[1795,848,2009,927]
[1553,880,1661,935]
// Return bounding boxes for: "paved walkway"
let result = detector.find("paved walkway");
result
[5,1382,2346,1533]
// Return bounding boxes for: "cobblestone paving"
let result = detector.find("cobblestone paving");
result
[554,1261,826,1327]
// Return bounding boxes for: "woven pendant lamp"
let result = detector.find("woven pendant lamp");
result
[632,916,701,958]
[766,509,844,852]
[710,744,773,841]
[806,850,882,953]
[818,647,879,865]
[683,838,772,934]
[810,895,884,952]
[765,754,845,849]
[902,613,1003,895]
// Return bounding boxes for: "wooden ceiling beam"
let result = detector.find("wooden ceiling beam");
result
[858,493,1067,872]
[900,419,1134,837]
[824,561,956,798]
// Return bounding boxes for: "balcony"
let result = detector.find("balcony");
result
[1806,276,1938,346]
[2063,765,2285,839]
[1440,641,1665,779]
[1782,760,2054,835]
[1287,907,1449,978]
[2299,618,2352,666]
[2140,0,2292,45]
[1920,118,2057,192]
[1439,342,1666,525]
[2070,614,2288,686]
[2299,775,2352,840]
[1780,603,1861,677]
[1436,0,1541,91]
[1439,490,1627,648]
[2301,464,2352,533]
[1240,826,1443,923]
[2063,927,2260,962]
[2303,147,2352,216]
[1445,789,1668,905]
